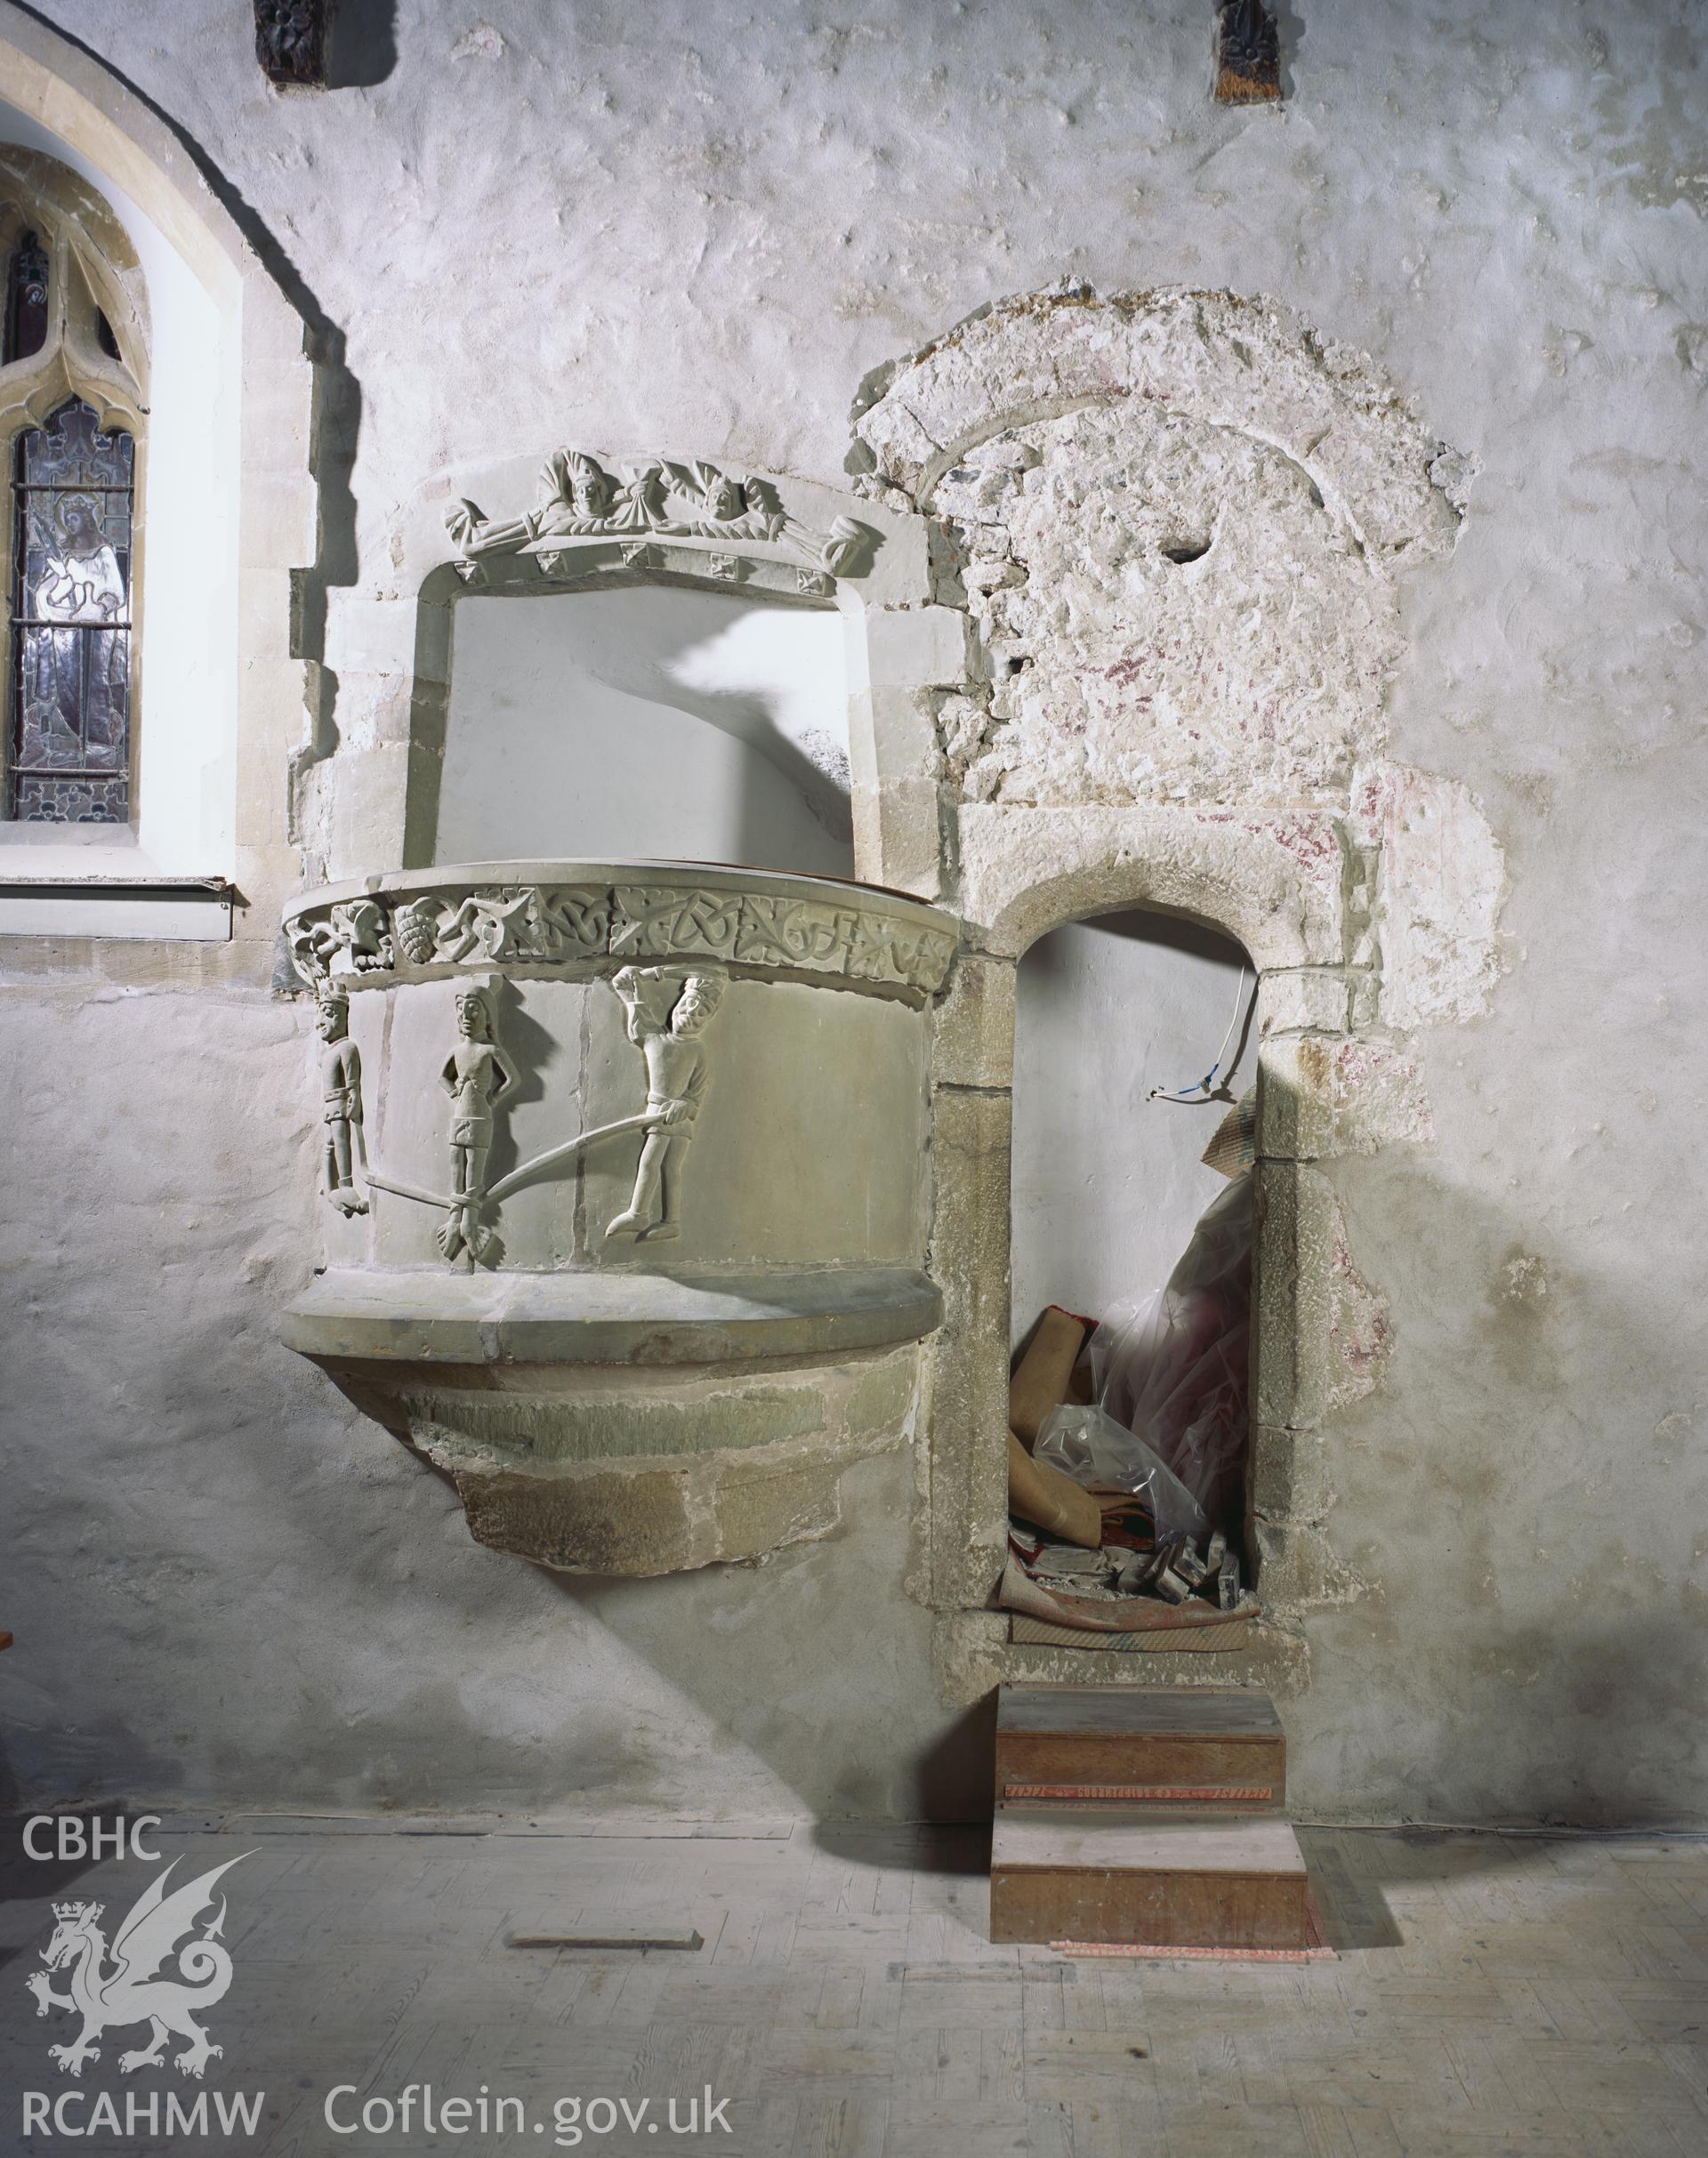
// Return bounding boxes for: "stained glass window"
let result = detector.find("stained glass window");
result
[7,399,134,823]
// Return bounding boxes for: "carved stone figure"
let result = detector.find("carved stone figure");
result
[317,989,367,1216]
[438,984,515,1263]
[290,894,391,982]
[606,969,725,1243]
[690,461,746,527]
[544,447,617,527]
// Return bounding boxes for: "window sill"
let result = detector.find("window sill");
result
[0,876,233,942]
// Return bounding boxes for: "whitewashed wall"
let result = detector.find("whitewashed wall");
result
[437,587,852,874]
[2,0,1705,1828]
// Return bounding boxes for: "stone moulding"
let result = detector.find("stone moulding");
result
[444,448,881,585]
[281,859,957,1579]
[334,1345,925,1580]
[282,1268,944,1371]
[285,861,959,1005]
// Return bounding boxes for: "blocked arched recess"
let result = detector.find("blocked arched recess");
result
[0,4,316,974]
[850,286,1503,1695]
[922,817,1382,1695]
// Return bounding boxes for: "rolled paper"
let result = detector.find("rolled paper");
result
[1009,1306,1092,1443]
[1007,1429,1103,1550]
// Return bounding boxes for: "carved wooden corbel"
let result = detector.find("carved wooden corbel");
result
[254,0,332,87]
[1215,0,1280,105]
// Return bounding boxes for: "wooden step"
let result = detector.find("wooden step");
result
[989,1808,1309,1949]
[995,1684,1285,1808]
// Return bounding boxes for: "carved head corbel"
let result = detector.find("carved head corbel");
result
[453,979,498,1043]
[670,973,726,1040]
[692,461,747,524]
[315,986,350,1043]
[544,448,616,523]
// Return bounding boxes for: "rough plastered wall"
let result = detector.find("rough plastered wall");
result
[2,0,1705,1826]
[1010,914,1254,1343]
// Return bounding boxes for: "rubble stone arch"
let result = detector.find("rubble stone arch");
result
[849,284,1478,1695]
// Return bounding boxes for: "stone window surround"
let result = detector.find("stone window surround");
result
[0,149,147,838]
[0,4,314,969]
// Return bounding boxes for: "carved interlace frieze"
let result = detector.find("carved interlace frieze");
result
[286,878,956,1001]
[293,897,391,975]
[444,451,879,583]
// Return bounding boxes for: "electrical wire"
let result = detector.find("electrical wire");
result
[1147,965,1256,1105]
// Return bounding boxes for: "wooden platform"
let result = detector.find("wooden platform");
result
[990,1683,1308,1951]
[995,1682,1285,1806]
[990,1808,1309,1948]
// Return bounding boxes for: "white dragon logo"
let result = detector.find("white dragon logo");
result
[26,1854,251,2081]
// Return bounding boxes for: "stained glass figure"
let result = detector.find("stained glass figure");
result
[3,230,48,365]
[7,399,133,822]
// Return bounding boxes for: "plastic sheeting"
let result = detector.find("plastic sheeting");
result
[1083,1171,1253,1537]
[1034,1404,1206,1542]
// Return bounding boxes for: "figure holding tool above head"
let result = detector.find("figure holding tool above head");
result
[438,981,515,1263]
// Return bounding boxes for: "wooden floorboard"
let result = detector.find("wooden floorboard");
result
[3,1818,1706,2154]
